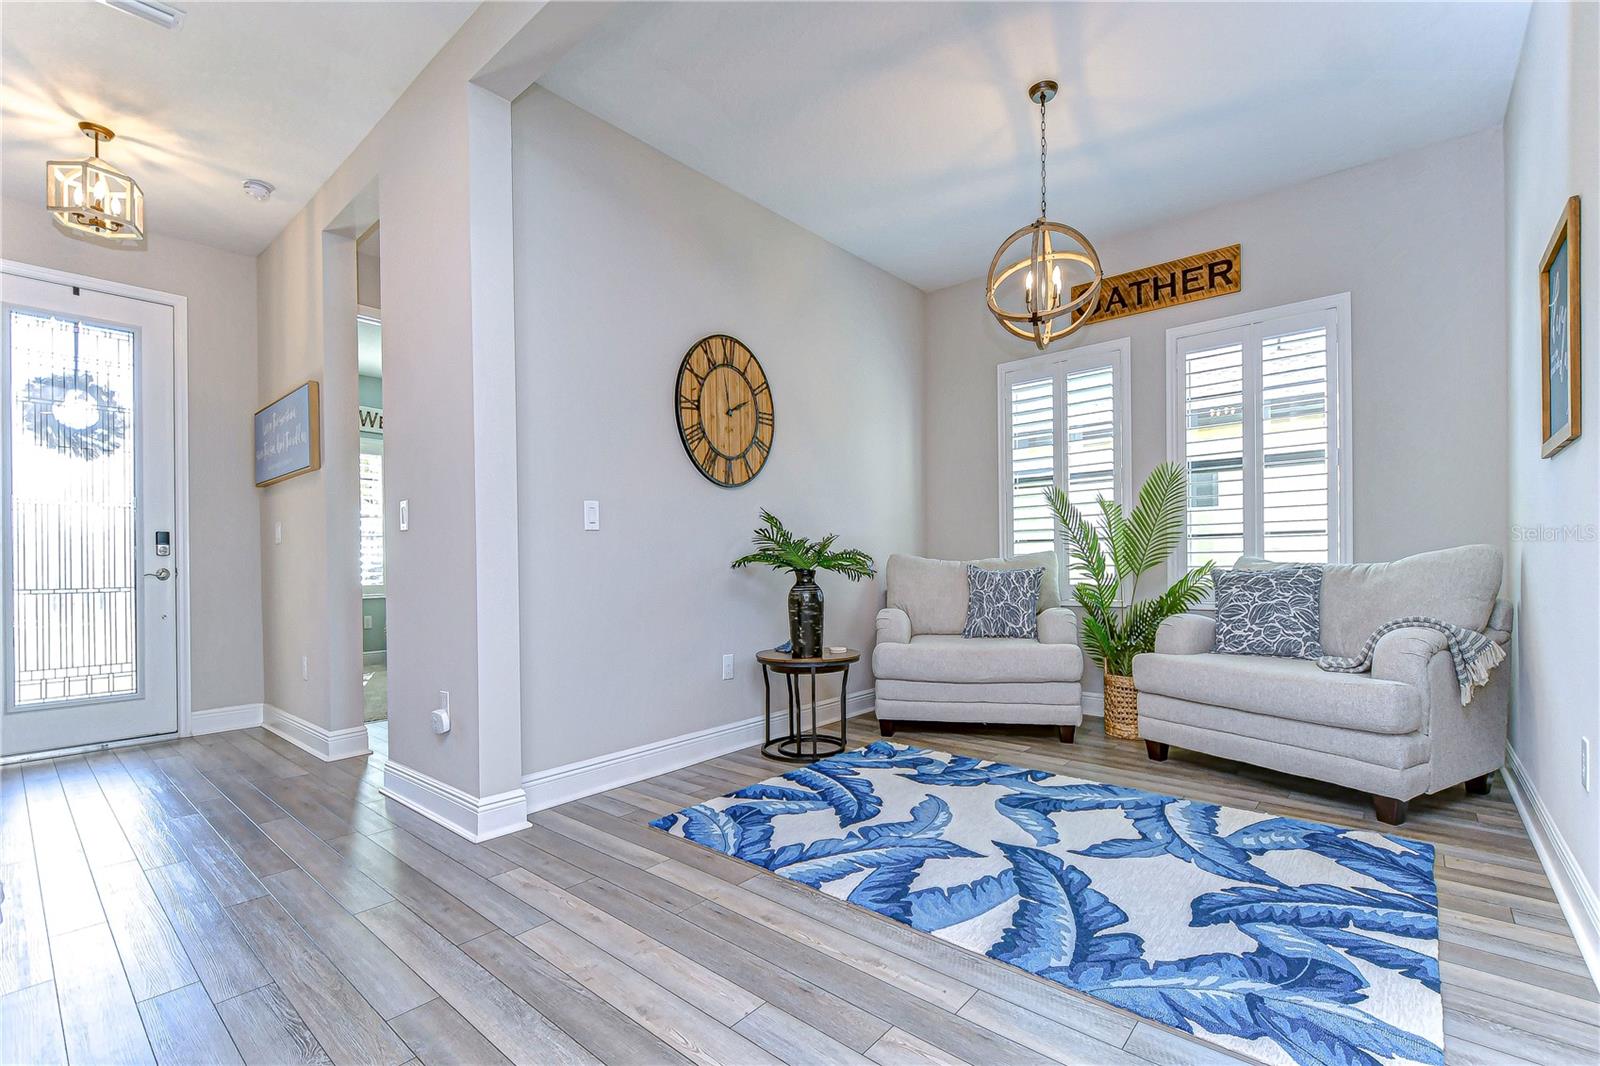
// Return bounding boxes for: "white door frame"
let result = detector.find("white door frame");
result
[1,259,193,748]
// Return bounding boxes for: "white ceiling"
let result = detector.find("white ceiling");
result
[2,1,475,256]
[539,1,1531,291]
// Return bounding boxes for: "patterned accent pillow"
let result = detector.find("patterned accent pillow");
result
[1213,564,1324,659]
[963,566,1043,639]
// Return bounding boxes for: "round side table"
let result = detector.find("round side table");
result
[757,648,860,762]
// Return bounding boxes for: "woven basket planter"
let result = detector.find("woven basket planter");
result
[1102,672,1140,740]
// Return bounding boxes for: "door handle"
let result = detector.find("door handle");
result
[144,567,171,581]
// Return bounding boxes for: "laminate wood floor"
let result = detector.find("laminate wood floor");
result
[2,717,1596,1065]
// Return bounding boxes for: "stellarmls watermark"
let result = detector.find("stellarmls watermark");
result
[1511,523,1598,542]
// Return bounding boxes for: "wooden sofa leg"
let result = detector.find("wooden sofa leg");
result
[878,720,896,737]
[1145,740,1169,761]
[1058,725,1075,744]
[1465,773,1492,795]
[1372,796,1408,825]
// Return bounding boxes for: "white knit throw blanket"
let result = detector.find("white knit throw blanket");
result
[1317,616,1506,705]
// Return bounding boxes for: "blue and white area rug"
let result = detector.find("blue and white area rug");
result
[650,741,1442,1066]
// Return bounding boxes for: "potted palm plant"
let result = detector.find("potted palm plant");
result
[732,510,876,658]
[1046,462,1213,740]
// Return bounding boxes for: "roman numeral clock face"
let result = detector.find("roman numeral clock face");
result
[676,335,773,487]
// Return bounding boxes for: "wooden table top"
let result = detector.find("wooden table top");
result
[756,648,861,667]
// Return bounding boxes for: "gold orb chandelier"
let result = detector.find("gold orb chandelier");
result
[985,81,1102,349]
[45,122,146,245]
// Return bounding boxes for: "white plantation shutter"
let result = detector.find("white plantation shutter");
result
[999,339,1129,585]
[1260,325,1331,562]
[1179,334,1248,572]
[1168,296,1350,584]
[1063,363,1119,582]
[359,450,384,588]
[1007,376,1056,555]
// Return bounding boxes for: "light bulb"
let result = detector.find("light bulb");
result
[1052,266,1062,308]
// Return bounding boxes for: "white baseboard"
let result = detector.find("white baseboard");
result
[523,688,876,813]
[1503,743,1600,991]
[381,759,528,842]
[1082,691,1104,718]
[189,703,264,735]
[263,704,371,762]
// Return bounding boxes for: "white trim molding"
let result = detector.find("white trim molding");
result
[523,689,876,813]
[381,759,529,843]
[263,705,371,761]
[1502,744,1600,991]
[190,703,265,735]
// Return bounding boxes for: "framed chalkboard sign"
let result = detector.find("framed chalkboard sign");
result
[255,381,322,487]
[1540,196,1582,458]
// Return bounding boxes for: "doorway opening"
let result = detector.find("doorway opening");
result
[356,226,387,756]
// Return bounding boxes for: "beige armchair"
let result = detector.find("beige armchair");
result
[872,553,1084,741]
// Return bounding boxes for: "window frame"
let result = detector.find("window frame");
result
[996,337,1132,585]
[1165,292,1353,589]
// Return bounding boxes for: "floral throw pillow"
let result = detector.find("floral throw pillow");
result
[1213,564,1324,658]
[963,566,1044,639]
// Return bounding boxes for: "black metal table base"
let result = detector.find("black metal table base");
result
[761,662,849,763]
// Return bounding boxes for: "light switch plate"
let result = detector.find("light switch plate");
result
[274,521,282,545]
[399,499,409,531]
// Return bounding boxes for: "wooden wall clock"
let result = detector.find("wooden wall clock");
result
[675,334,773,487]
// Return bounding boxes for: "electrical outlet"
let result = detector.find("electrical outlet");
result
[301,655,309,681]
[431,690,451,735]
[584,500,600,531]
[721,653,735,680]
[1583,737,1591,793]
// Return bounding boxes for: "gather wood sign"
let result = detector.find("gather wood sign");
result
[1073,244,1241,324]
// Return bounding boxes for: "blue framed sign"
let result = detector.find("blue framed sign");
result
[255,380,322,487]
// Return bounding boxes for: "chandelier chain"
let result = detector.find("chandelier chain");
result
[1039,94,1048,218]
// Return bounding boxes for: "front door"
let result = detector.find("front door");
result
[2,271,178,756]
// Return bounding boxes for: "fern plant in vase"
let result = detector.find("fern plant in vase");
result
[1046,462,1213,740]
[732,510,875,658]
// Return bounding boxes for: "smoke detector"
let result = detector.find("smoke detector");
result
[241,179,274,202]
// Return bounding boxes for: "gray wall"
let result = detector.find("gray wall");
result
[2,197,265,714]
[1503,1,1599,901]
[923,129,1510,569]
[512,88,925,773]
[254,3,544,804]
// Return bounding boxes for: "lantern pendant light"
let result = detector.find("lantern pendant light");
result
[985,81,1102,349]
[45,122,146,245]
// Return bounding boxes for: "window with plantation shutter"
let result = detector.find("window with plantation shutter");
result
[359,449,384,589]
[1168,295,1351,587]
[999,339,1130,586]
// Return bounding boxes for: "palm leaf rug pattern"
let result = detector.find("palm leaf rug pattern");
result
[650,742,1442,1066]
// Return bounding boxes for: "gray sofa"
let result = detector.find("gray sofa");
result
[1133,545,1512,824]
[873,552,1084,741]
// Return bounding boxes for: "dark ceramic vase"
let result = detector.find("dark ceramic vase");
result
[788,569,824,657]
